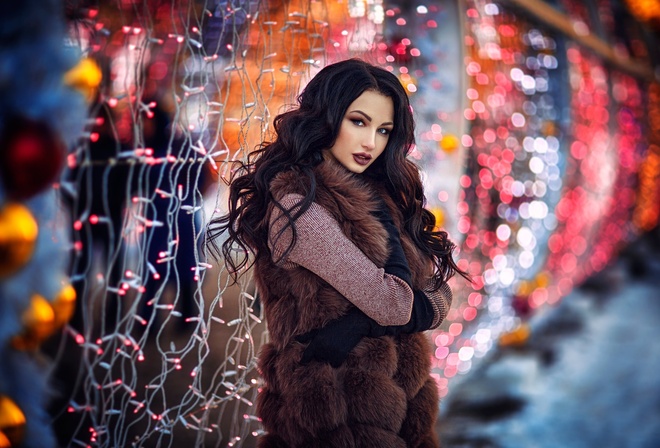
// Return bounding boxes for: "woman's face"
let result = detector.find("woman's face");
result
[324,90,394,174]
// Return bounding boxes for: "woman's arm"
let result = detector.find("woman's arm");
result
[268,193,414,326]
[422,279,453,329]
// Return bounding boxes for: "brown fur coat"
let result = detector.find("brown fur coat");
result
[255,161,440,447]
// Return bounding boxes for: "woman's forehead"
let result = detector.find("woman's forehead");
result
[346,90,394,124]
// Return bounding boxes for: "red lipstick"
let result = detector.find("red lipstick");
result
[353,153,372,166]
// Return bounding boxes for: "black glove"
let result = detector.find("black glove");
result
[296,307,386,367]
[372,201,434,333]
[372,201,412,286]
[297,290,435,367]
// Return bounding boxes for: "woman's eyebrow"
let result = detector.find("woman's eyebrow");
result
[350,110,393,126]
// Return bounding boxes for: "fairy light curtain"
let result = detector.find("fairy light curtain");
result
[543,0,646,293]
[49,0,659,446]
[430,0,572,386]
[52,1,386,447]
[434,0,658,399]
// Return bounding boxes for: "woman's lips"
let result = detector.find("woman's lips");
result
[353,153,372,166]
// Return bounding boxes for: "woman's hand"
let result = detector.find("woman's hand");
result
[296,288,436,368]
[372,201,412,286]
[296,308,386,367]
[384,289,434,335]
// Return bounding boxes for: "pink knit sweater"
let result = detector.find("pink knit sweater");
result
[268,193,452,329]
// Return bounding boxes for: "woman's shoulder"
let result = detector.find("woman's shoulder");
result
[269,166,310,200]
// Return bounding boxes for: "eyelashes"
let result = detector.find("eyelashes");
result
[349,118,391,136]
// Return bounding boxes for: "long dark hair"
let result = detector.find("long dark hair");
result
[207,58,468,288]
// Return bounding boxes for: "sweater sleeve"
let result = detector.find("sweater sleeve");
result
[422,279,453,330]
[268,193,414,326]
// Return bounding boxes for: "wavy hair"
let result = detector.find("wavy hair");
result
[207,58,467,288]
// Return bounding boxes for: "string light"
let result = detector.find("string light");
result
[429,0,656,400]
[54,1,385,446]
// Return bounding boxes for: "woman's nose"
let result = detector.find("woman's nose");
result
[362,132,376,150]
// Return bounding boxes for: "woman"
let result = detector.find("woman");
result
[208,59,466,447]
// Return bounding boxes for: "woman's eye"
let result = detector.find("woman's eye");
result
[351,119,364,126]
[378,128,391,135]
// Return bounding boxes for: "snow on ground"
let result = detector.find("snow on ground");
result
[439,230,660,448]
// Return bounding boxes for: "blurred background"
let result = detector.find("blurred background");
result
[1,0,659,447]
